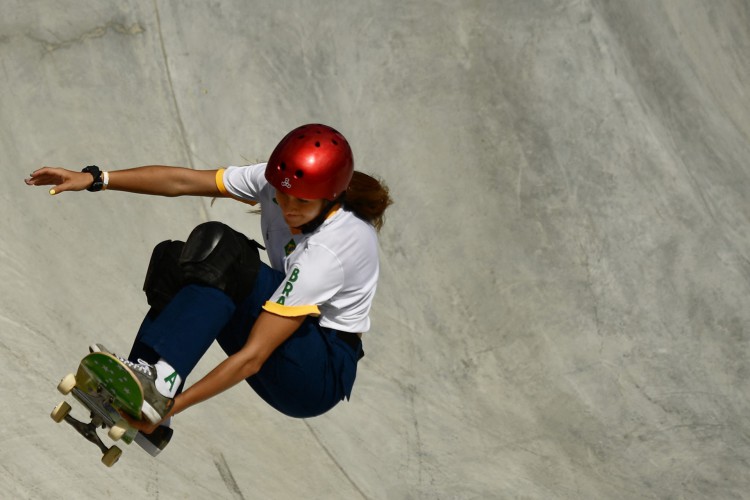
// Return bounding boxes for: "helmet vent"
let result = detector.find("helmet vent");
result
[332,139,338,145]
[295,170,304,178]
[315,141,321,147]
[280,162,286,171]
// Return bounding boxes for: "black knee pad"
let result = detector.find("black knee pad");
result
[143,240,186,313]
[178,221,262,303]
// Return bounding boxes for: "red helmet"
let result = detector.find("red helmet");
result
[265,124,354,201]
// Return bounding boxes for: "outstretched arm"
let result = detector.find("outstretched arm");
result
[25,165,221,197]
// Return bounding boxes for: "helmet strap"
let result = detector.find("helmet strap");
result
[297,196,344,234]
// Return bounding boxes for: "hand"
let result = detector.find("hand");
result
[119,408,170,435]
[25,167,93,195]
[119,394,179,435]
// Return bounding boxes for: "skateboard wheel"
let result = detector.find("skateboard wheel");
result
[50,401,72,423]
[57,373,76,395]
[108,421,128,441]
[102,446,122,467]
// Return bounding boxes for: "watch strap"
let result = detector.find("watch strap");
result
[82,165,104,192]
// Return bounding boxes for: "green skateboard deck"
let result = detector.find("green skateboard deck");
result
[78,352,144,419]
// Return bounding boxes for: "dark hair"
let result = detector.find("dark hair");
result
[344,171,393,231]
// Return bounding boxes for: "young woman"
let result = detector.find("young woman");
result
[26,124,392,437]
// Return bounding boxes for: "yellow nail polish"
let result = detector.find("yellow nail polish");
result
[49,189,56,195]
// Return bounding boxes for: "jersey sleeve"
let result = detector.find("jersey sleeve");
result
[216,164,266,204]
[262,243,344,318]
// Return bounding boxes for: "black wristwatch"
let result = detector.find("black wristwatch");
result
[82,165,104,192]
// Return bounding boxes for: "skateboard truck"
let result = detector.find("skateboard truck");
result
[56,403,123,466]
[51,377,130,467]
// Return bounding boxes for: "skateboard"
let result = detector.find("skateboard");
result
[50,351,171,466]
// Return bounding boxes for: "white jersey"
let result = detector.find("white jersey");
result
[216,164,379,333]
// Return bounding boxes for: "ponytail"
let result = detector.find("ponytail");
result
[344,171,393,231]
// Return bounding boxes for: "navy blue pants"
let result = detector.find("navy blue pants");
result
[128,263,361,418]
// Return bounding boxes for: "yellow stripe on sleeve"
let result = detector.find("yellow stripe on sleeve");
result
[215,168,258,206]
[215,169,229,195]
[263,301,320,318]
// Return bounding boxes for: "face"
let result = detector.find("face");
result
[275,190,326,228]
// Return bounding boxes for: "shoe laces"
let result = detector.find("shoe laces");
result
[118,356,153,376]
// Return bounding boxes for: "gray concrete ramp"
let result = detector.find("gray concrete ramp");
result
[1,1,749,498]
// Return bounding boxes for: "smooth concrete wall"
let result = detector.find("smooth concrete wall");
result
[1,1,749,498]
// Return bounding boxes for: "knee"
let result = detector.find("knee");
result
[179,222,262,303]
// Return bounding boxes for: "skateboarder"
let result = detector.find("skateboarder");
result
[26,124,392,434]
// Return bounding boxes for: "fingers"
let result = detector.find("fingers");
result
[26,167,58,179]
[25,167,86,195]
[25,167,61,189]
[119,409,159,434]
